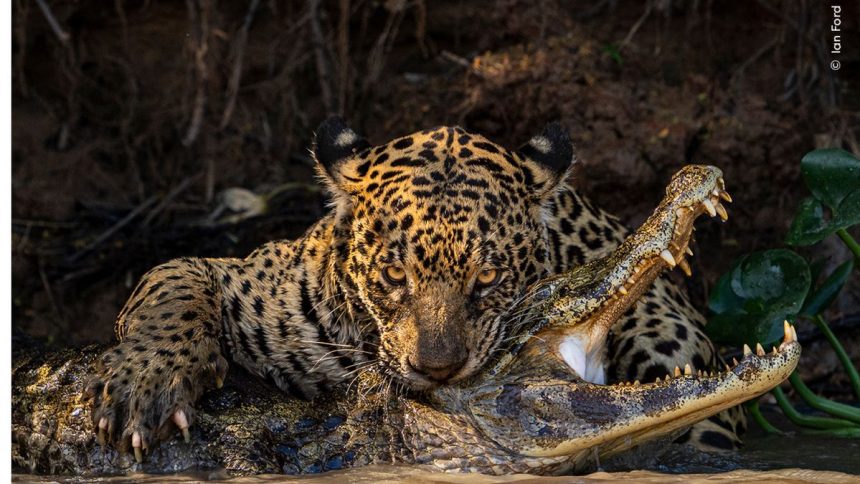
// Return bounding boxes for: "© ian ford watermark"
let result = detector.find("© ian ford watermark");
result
[830,5,842,70]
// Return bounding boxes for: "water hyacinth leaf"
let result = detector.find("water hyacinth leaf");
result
[786,191,860,246]
[801,259,854,317]
[786,198,833,246]
[707,313,784,350]
[832,189,860,228]
[801,148,860,211]
[706,249,811,347]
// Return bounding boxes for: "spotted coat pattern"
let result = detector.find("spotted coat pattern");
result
[88,118,744,454]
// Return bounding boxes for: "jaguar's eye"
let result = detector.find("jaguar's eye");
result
[475,268,501,288]
[383,265,407,285]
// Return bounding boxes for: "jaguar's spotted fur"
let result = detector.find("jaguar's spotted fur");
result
[87,118,744,460]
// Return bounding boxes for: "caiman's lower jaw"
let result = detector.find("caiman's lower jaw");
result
[517,323,802,460]
[551,169,733,385]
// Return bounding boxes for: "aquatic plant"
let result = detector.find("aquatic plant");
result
[706,148,860,436]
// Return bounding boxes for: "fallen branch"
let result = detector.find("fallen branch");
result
[142,175,200,226]
[68,195,159,263]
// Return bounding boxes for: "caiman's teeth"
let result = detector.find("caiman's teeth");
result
[660,250,677,267]
[756,343,765,357]
[674,366,682,377]
[697,370,702,377]
[725,363,731,372]
[732,357,740,367]
[702,199,717,217]
[686,247,693,256]
[634,380,640,386]
[772,347,778,355]
[678,259,692,277]
[783,321,793,343]
[712,188,720,197]
[720,190,732,203]
[791,326,798,342]
[655,377,662,383]
[743,344,752,356]
[716,203,729,221]
[685,364,692,376]
[619,286,628,295]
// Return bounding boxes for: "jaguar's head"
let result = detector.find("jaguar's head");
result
[314,117,574,390]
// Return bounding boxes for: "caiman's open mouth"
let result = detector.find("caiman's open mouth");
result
[459,165,801,466]
[533,165,735,386]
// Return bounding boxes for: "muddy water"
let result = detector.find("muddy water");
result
[13,432,860,483]
[11,468,860,483]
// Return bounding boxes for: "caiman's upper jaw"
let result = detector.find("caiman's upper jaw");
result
[526,165,733,384]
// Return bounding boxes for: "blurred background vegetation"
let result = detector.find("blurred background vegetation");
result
[11,1,860,398]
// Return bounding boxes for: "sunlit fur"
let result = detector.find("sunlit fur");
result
[92,121,744,454]
[319,126,567,389]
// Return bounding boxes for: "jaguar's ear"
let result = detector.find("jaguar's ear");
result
[517,122,576,199]
[313,116,371,194]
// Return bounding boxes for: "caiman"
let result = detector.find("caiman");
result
[12,165,801,476]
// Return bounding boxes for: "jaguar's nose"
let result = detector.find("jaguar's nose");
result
[408,355,467,383]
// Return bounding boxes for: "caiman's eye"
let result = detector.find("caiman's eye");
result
[383,265,407,285]
[475,268,501,289]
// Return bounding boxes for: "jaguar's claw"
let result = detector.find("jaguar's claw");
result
[132,431,143,463]
[173,409,191,443]
[97,417,108,446]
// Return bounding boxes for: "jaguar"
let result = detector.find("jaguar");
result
[87,118,744,461]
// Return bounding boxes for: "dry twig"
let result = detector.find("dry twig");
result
[309,0,335,113]
[182,0,211,147]
[219,0,261,130]
[34,0,70,44]
[619,0,654,51]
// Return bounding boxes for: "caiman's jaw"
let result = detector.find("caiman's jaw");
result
[445,165,801,470]
[503,325,800,463]
[513,164,734,385]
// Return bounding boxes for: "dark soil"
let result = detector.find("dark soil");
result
[11,1,860,396]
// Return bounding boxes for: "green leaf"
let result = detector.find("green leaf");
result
[786,198,832,246]
[786,192,860,246]
[706,249,811,348]
[801,149,860,211]
[833,189,860,228]
[801,260,854,317]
